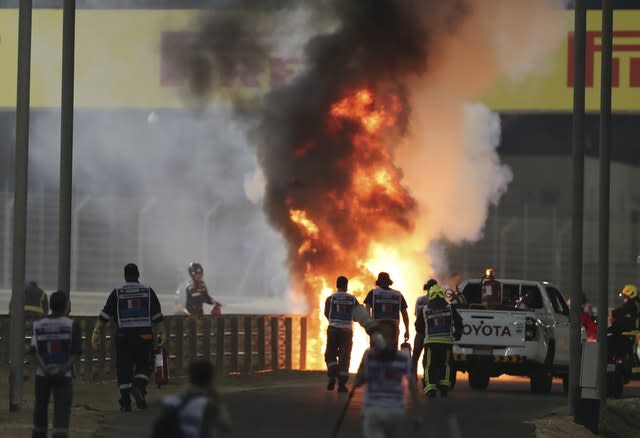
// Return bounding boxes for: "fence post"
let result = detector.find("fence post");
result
[523,203,529,278]
[3,198,13,289]
[215,317,225,374]
[84,318,94,381]
[96,322,106,380]
[108,324,117,377]
[202,317,211,363]
[257,316,265,370]
[243,317,252,374]
[300,317,307,370]
[174,317,184,375]
[270,317,279,372]
[230,316,239,372]
[187,318,197,360]
[0,318,7,366]
[284,318,292,370]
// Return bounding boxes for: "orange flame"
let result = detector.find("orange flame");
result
[288,87,429,371]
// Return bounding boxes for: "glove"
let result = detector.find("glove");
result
[157,323,168,347]
[91,320,104,350]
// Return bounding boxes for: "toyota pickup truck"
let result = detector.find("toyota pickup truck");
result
[451,279,570,393]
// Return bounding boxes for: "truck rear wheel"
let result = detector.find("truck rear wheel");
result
[468,370,490,390]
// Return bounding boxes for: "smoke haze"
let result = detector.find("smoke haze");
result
[176,0,567,304]
[9,0,567,319]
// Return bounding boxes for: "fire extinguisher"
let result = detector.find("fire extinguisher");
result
[155,340,169,388]
[211,303,222,317]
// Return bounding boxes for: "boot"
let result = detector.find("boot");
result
[119,397,132,412]
[337,383,349,393]
[327,377,336,391]
[131,386,147,409]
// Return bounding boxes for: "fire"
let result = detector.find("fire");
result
[286,87,430,371]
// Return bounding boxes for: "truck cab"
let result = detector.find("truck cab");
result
[452,279,571,393]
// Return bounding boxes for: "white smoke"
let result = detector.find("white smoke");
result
[15,0,567,311]
[397,0,568,276]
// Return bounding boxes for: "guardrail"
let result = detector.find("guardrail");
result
[0,314,308,380]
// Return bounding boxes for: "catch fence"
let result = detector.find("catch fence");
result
[0,314,308,380]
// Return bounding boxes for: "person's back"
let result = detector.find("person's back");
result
[31,291,81,438]
[355,322,419,438]
[611,298,639,333]
[159,393,214,438]
[360,347,411,409]
[607,285,639,379]
[151,360,231,438]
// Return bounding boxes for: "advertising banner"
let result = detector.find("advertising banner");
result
[0,9,638,111]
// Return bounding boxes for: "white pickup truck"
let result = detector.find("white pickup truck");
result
[451,279,571,393]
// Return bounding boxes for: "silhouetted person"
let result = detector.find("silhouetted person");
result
[31,291,81,438]
[91,263,166,411]
[150,359,232,438]
[364,272,410,349]
[324,275,359,392]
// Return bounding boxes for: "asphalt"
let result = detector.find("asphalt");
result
[93,373,587,438]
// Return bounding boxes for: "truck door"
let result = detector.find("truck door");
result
[544,285,570,365]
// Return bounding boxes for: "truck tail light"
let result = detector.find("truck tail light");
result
[525,317,537,341]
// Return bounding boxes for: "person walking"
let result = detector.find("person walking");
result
[150,359,232,438]
[324,275,359,392]
[363,272,410,350]
[175,262,221,317]
[608,284,639,377]
[354,322,420,438]
[416,284,463,398]
[411,279,437,381]
[31,291,81,438]
[91,263,166,411]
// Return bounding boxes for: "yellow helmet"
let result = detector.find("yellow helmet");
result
[428,284,446,300]
[621,284,638,300]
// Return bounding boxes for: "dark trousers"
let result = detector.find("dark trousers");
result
[422,342,453,392]
[33,375,73,438]
[324,326,353,384]
[116,334,153,403]
[411,332,425,379]
[608,333,634,376]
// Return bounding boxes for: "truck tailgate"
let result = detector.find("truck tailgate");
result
[457,309,530,347]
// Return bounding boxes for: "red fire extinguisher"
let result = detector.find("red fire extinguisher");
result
[155,342,169,388]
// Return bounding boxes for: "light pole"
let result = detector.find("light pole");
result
[9,0,33,412]
[597,0,614,406]
[58,0,76,310]
[569,0,586,416]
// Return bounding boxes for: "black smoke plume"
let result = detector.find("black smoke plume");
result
[173,0,470,301]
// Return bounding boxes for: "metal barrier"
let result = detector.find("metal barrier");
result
[0,314,308,380]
